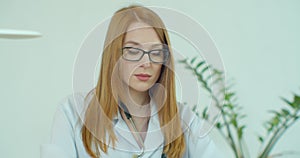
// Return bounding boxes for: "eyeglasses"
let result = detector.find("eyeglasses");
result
[121,45,169,63]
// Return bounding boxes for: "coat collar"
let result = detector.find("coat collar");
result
[112,87,165,152]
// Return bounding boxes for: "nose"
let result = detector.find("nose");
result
[139,53,151,67]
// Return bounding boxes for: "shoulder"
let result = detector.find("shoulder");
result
[57,92,85,114]
[177,102,198,127]
[177,103,225,158]
[46,91,92,157]
[55,91,93,127]
[177,102,206,138]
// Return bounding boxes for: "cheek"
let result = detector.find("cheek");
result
[119,61,136,82]
[153,65,163,80]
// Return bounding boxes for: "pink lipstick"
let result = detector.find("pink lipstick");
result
[135,73,151,81]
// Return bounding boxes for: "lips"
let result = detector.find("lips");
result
[135,73,151,77]
[134,73,151,81]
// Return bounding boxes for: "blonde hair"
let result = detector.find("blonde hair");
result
[81,5,185,157]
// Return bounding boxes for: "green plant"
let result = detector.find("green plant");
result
[258,95,300,158]
[179,57,300,158]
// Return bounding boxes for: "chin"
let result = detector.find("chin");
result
[130,84,153,93]
[132,87,150,93]
[128,77,158,92]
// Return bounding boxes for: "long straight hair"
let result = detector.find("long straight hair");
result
[81,5,186,157]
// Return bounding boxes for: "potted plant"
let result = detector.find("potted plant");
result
[179,57,300,158]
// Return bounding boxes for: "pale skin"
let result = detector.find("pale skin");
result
[119,22,163,145]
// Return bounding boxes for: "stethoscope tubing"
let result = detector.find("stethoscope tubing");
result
[119,102,167,158]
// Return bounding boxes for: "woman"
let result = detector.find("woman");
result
[42,5,222,158]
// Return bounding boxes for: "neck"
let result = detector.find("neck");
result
[129,88,150,106]
[120,88,151,142]
[121,87,151,118]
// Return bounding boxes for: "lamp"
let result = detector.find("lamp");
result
[0,29,42,39]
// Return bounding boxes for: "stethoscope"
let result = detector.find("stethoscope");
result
[119,102,167,158]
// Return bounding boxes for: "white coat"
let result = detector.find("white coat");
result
[41,91,223,158]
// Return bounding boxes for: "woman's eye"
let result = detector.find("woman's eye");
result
[151,50,163,56]
[128,49,140,55]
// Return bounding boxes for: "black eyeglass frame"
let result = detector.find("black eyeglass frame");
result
[121,46,170,64]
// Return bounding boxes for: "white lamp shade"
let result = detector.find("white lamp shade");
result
[0,29,42,39]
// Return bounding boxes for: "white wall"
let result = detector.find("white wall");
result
[1,0,299,158]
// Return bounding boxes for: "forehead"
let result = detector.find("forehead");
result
[123,22,162,46]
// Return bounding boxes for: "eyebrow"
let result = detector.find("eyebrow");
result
[123,41,164,47]
[123,41,141,46]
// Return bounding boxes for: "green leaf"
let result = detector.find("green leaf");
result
[184,66,193,70]
[196,61,205,69]
[191,105,199,117]
[231,118,238,128]
[213,69,223,75]
[281,97,295,109]
[227,103,234,110]
[258,136,264,143]
[216,122,222,129]
[281,108,290,116]
[202,106,208,119]
[238,114,246,119]
[225,92,235,101]
[271,116,280,127]
[201,65,211,74]
[192,105,197,112]
[238,125,246,139]
[178,58,187,63]
[190,57,197,64]
[267,122,274,132]
[293,95,300,108]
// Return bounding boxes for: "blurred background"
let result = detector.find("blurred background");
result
[1,0,299,157]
